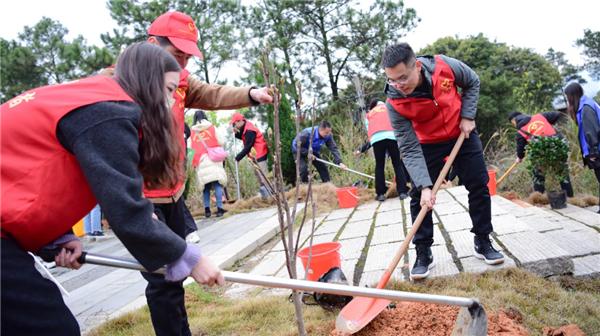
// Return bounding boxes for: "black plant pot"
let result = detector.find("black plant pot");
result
[548,190,567,209]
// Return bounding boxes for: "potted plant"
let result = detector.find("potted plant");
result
[525,135,570,209]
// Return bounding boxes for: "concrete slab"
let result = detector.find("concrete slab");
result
[492,214,530,235]
[359,269,405,287]
[496,231,573,276]
[338,237,367,261]
[302,232,337,247]
[363,243,401,272]
[341,258,358,284]
[338,219,372,240]
[378,198,403,213]
[348,209,376,223]
[405,222,444,245]
[522,215,564,232]
[448,230,475,259]
[371,224,404,246]
[374,210,403,227]
[460,256,517,273]
[572,254,600,279]
[408,245,459,278]
[438,212,473,232]
[314,218,346,235]
[250,251,286,276]
[542,229,600,256]
[326,208,355,221]
[435,190,456,204]
[357,201,380,211]
[433,202,466,216]
[555,205,600,228]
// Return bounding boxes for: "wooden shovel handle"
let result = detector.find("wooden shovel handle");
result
[376,133,465,289]
[496,161,519,186]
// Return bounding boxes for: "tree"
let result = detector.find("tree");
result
[102,0,244,84]
[0,38,45,100]
[545,48,585,85]
[282,0,418,100]
[576,29,600,80]
[420,35,561,140]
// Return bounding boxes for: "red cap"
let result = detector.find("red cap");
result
[148,11,202,58]
[230,112,245,125]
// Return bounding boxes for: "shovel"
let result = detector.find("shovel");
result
[39,249,482,330]
[335,133,486,335]
[313,157,393,186]
[496,160,519,186]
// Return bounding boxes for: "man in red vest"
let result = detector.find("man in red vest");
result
[99,11,274,336]
[508,111,574,196]
[383,43,504,280]
[231,112,271,198]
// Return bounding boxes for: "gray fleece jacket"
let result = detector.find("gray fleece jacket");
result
[384,55,480,189]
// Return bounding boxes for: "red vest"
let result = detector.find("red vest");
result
[143,69,189,199]
[518,114,556,141]
[0,76,133,251]
[190,125,220,167]
[367,103,394,138]
[387,56,462,144]
[243,121,268,159]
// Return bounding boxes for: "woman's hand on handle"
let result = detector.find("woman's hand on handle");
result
[191,256,225,287]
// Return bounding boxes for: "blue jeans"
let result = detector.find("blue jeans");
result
[203,182,223,208]
[83,204,102,234]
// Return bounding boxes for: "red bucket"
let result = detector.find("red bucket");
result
[336,186,358,208]
[487,169,497,196]
[297,242,342,281]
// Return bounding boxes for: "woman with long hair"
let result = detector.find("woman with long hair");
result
[564,82,600,213]
[1,42,223,336]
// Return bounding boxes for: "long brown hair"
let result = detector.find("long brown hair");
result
[564,82,584,122]
[114,42,182,189]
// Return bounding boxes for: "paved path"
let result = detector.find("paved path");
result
[45,207,290,334]
[231,186,600,297]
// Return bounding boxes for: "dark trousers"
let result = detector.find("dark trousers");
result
[372,139,410,196]
[183,201,198,237]
[532,167,574,197]
[1,238,80,336]
[141,196,191,336]
[410,132,494,246]
[299,154,331,183]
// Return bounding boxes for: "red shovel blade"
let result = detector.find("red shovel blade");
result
[335,297,391,334]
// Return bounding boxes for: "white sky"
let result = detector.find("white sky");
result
[1,0,599,94]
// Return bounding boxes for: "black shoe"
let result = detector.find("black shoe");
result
[375,194,386,202]
[410,245,434,280]
[93,231,104,237]
[399,192,409,200]
[474,235,504,265]
[205,207,211,218]
[216,208,227,217]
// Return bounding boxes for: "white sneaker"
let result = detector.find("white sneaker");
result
[185,231,200,244]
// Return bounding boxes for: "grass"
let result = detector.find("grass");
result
[89,268,600,336]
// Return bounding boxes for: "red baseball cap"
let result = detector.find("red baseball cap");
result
[230,112,245,125]
[148,11,202,58]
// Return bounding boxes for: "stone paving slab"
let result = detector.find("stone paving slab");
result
[446,185,468,196]
[314,218,347,235]
[555,205,600,229]
[541,229,600,257]
[491,214,531,236]
[433,202,466,216]
[348,208,376,223]
[338,219,372,240]
[374,210,403,227]
[377,198,403,213]
[572,254,600,278]
[341,258,358,284]
[408,245,459,278]
[460,255,517,274]
[357,201,380,211]
[435,190,456,204]
[359,269,405,287]
[523,214,565,232]
[326,208,355,220]
[339,237,367,261]
[371,224,404,246]
[363,243,402,272]
[438,212,473,232]
[250,251,287,276]
[496,231,573,276]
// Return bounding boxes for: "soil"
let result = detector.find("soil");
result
[329,302,530,336]
[543,324,586,336]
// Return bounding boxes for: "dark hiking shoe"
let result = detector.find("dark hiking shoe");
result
[375,194,386,202]
[410,246,434,280]
[474,235,504,265]
[216,208,227,217]
[205,207,211,218]
[399,192,409,200]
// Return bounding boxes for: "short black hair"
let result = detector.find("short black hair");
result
[320,120,332,129]
[368,99,379,110]
[508,111,522,122]
[381,43,416,69]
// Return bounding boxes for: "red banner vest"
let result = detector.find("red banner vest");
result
[142,69,190,200]
[243,121,268,159]
[367,103,394,138]
[190,125,220,167]
[387,56,462,144]
[517,114,556,141]
[1,76,133,251]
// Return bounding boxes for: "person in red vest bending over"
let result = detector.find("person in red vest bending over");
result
[101,11,273,336]
[383,43,504,281]
[231,112,271,199]
[0,43,223,336]
[508,111,574,197]
[355,99,411,202]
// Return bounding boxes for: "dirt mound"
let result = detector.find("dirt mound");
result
[330,302,529,336]
[543,324,586,336]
